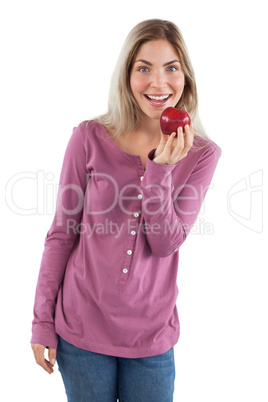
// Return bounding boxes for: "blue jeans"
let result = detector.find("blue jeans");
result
[57,336,175,401]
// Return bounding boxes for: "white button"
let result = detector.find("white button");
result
[131,231,136,235]
[140,176,144,181]
[123,268,128,273]
[127,250,132,255]
[173,248,179,252]
[134,212,139,218]
[138,194,143,199]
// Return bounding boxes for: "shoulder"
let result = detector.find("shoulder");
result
[68,120,110,151]
[73,119,105,139]
[63,120,106,157]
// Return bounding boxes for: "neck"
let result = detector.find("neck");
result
[131,115,161,142]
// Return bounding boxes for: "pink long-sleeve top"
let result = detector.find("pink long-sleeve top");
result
[31,120,221,358]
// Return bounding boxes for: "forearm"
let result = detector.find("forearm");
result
[141,141,221,257]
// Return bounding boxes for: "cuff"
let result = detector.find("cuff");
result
[31,323,59,349]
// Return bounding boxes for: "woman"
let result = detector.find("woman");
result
[31,19,221,401]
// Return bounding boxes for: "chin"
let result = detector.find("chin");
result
[141,108,163,120]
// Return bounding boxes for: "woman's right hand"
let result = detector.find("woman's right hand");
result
[31,343,57,374]
[153,124,194,165]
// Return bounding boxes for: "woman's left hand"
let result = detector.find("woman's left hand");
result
[153,124,194,165]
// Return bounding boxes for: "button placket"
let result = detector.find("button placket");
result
[117,186,142,290]
[118,240,135,289]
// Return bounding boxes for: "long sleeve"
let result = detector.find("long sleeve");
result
[140,139,221,257]
[31,122,89,348]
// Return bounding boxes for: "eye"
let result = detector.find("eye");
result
[167,66,178,72]
[138,67,150,73]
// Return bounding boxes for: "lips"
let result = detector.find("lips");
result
[144,94,172,107]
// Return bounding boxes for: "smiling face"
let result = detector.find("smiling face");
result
[130,39,185,122]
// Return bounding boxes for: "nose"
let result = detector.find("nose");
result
[151,71,167,89]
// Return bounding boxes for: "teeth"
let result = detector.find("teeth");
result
[147,95,169,100]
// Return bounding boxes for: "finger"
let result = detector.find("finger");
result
[155,131,170,157]
[42,358,55,374]
[160,132,171,149]
[48,347,57,367]
[168,131,177,144]
[38,355,54,374]
[183,124,194,150]
[173,127,184,152]
[35,348,52,373]
[176,125,193,161]
[163,131,177,153]
[160,131,170,142]
[32,344,54,374]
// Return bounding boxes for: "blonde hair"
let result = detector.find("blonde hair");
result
[97,19,208,139]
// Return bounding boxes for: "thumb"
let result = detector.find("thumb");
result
[48,347,57,366]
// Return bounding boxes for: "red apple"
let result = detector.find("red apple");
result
[160,107,191,135]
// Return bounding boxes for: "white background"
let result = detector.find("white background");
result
[1,0,267,400]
